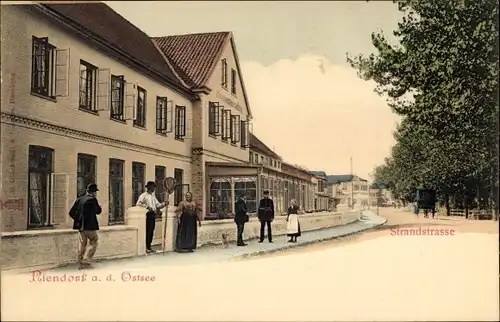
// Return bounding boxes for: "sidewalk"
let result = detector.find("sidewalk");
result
[25,211,387,273]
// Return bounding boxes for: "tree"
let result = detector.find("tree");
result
[349,0,499,219]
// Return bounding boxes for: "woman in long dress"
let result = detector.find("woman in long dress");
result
[286,199,301,243]
[175,192,202,252]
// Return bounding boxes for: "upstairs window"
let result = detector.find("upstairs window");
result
[79,60,98,112]
[208,102,221,136]
[110,75,125,120]
[221,59,228,89]
[221,109,231,141]
[240,120,250,148]
[230,114,241,144]
[231,69,237,95]
[175,105,186,140]
[156,96,173,135]
[134,86,147,128]
[31,36,69,99]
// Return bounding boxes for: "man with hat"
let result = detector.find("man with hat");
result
[258,190,275,243]
[136,181,167,253]
[69,183,102,269]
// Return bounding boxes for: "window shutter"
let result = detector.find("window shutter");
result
[51,173,69,225]
[124,82,137,120]
[97,69,110,111]
[55,48,70,97]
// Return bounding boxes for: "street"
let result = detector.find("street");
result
[2,208,498,321]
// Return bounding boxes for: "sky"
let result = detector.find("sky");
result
[106,1,403,180]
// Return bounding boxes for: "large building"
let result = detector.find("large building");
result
[1,3,197,232]
[0,2,355,235]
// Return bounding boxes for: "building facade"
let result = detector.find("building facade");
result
[0,3,195,232]
[153,32,253,219]
[326,175,369,208]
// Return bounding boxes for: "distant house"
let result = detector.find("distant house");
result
[325,175,369,208]
[310,171,334,211]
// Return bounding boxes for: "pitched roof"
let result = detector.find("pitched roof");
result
[152,32,230,88]
[310,171,327,178]
[152,32,253,118]
[34,3,192,97]
[326,174,368,184]
[250,133,281,160]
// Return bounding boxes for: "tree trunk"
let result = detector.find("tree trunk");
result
[445,194,450,216]
[464,191,469,219]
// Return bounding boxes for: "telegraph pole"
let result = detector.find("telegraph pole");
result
[350,156,354,208]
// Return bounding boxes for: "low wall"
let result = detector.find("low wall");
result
[196,209,361,246]
[1,207,360,271]
[1,225,138,271]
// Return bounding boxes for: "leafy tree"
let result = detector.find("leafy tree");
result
[349,0,499,219]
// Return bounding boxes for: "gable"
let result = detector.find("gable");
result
[204,34,252,119]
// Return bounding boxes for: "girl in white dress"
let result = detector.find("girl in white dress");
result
[286,199,301,243]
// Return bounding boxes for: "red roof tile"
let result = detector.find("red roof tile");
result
[152,32,230,88]
[35,3,190,94]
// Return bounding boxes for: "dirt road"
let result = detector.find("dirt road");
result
[248,207,499,259]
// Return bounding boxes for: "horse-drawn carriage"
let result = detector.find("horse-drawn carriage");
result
[414,188,437,218]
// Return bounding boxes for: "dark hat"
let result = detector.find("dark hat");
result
[86,183,99,192]
[146,181,156,188]
[263,190,270,195]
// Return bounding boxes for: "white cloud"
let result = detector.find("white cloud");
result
[241,54,401,180]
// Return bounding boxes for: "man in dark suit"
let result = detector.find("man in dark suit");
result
[234,193,249,246]
[69,183,102,268]
[258,190,274,243]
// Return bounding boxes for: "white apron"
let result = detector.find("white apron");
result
[286,213,300,235]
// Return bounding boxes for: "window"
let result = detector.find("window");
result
[156,96,172,134]
[208,101,221,136]
[240,120,250,148]
[221,109,231,141]
[132,162,145,205]
[111,75,125,120]
[249,152,253,163]
[175,105,186,140]
[209,179,232,218]
[155,166,166,218]
[31,37,55,98]
[77,154,96,197]
[28,146,53,228]
[134,86,147,127]
[174,168,184,206]
[260,156,264,164]
[79,60,97,111]
[231,69,237,95]
[109,159,124,224]
[230,114,241,144]
[221,59,228,89]
[234,178,257,214]
[254,153,258,164]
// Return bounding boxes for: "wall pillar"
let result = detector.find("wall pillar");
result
[161,205,178,252]
[125,206,147,256]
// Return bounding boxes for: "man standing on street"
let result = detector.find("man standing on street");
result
[69,183,102,269]
[136,181,168,253]
[258,190,274,243]
[234,193,249,246]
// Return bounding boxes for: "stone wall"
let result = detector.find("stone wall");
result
[1,225,138,271]
[196,209,361,246]
[1,207,360,271]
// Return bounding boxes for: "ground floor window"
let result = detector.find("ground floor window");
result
[28,145,53,228]
[132,162,145,205]
[209,178,232,219]
[109,159,124,224]
[77,153,96,197]
[234,178,257,214]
